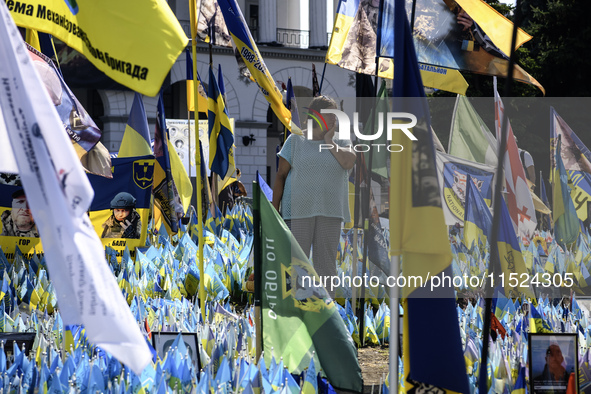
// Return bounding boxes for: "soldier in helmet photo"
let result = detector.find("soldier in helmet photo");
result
[1,189,39,238]
[101,192,142,239]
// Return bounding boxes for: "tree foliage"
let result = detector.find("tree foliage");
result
[520,0,591,96]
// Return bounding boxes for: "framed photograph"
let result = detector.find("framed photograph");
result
[152,332,201,370]
[529,333,578,394]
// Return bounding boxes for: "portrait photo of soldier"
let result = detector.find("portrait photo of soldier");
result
[101,192,142,239]
[1,189,39,238]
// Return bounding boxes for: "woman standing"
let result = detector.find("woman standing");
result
[272,96,356,282]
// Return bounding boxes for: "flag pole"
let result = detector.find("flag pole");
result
[253,181,263,360]
[389,254,400,394]
[370,0,399,389]
[317,63,328,95]
[478,1,523,392]
[189,0,206,322]
[351,229,358,316]
[357,0,387,349]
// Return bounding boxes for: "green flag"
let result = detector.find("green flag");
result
[448,95,497,166]
[257,183,363,393]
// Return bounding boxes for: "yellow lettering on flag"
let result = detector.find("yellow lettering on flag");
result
[419,66,468,96]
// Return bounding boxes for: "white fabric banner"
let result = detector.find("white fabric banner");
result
[0,107,18,173]
[0,3,150,374]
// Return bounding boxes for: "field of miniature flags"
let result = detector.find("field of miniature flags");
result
[0,203,590,392]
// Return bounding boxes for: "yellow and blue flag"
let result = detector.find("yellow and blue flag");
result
[118,93,153,157]
[301,352,318,394]
[497,196,535,298]
[550,107,591,222]
[388,0,468,392]
[464,174,493,248]
[153,94,179,235]
[327,0,468,94]
[208,66,235,180]
[530,304,552,333]
[218,64,227,104]
[9,0,187,96]
[401,0,542,92]
[186,50,208,115]
[216,0,296,133]
[511,366,526,394]
[167,138,193,216]
[553,136,581,246]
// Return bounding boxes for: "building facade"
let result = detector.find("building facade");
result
[80,0,356,198]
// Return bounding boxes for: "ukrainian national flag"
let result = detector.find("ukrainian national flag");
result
[208,66,235,180]
[497,197,535,298]
[216,0,297,133]
[388,0,468,392]
[553,136,580,246]
[511,366,526,394]
[118,93,153,158]
[530,304,552,333]
[464,174,493,248]
[167,137,193,215]
[205,208,221,236]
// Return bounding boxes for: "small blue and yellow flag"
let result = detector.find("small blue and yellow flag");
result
[511,366,526,394]
[464,174,493,248]
[530,304,552,333]
[497,197,535,298]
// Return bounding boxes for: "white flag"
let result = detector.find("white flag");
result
[0,107,18,173]
[493,82,537,239]
[0,3,151,374]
